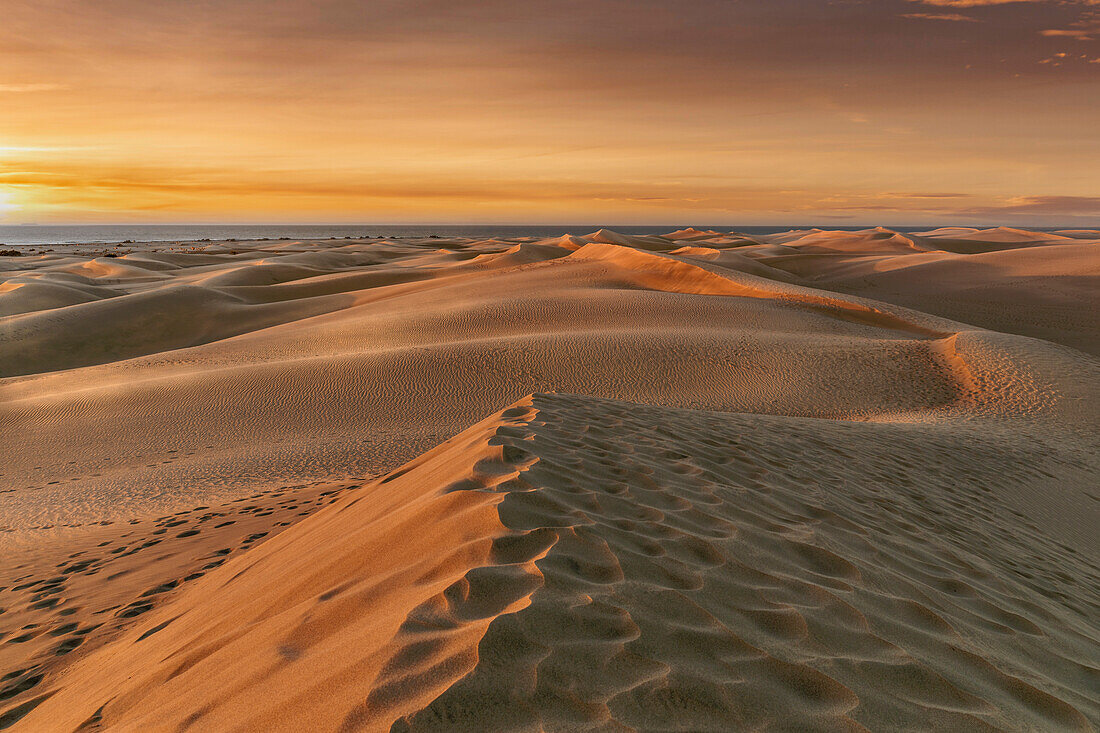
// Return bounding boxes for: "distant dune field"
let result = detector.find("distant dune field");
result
[1,227,1097,730]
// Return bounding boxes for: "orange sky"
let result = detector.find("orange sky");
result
[1,0,1098,225]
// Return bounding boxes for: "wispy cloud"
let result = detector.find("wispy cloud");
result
[1041,29,1094,38]
[883,192,973,199]
[1039,51,1100,64]
[960,196,1100,216]
[912,0,1098,6]
[1041,12,1100,40]
[0,83,66,93]
[901,13,983,22]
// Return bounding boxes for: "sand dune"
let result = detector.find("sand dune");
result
[1,228,1097,730]
[917,226,1079,246]
[13,391,1100,730]
[752,238,1100,354]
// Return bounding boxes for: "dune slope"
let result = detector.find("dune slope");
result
[13,392,1099,731]
[3,233,979,534]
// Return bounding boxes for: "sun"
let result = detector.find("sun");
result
[0,189,19,219]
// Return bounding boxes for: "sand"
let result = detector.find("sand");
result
[1,228,1097,730]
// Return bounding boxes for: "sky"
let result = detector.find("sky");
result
[1,0,1098,225]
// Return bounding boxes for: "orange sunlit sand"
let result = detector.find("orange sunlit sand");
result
[1,227,1098,729]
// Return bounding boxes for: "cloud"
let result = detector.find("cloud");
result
[907,1,1100,43]
[0,146,76,154]
[1038,7,1100,38]
[0,84,65,93]
[883,192,973,198]
[1040,50,1100,63]
[901,13,983,21]
[1041,12,1100,39]
[910,0,1028,5]
[0,159,806,212]
[1041,29,1094,38]
[960,196,1100,215]
[912,0,1098,6]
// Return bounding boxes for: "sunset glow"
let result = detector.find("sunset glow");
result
[2,0,1098,224]
[0,189,18,219]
